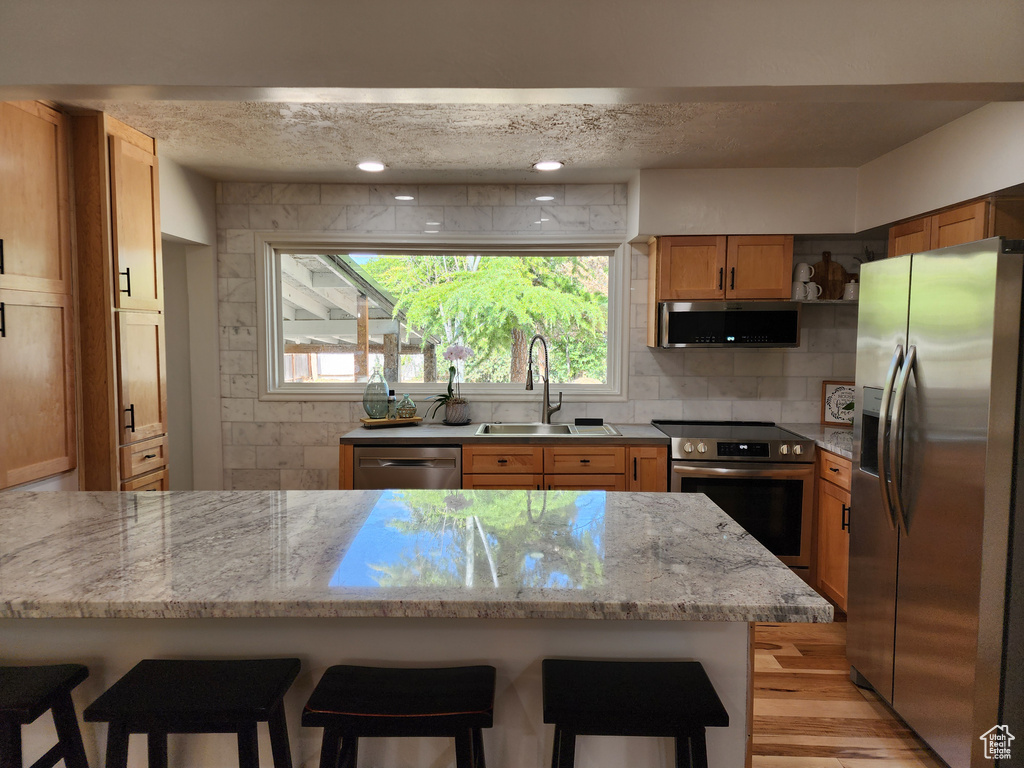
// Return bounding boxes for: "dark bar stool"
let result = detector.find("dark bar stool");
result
[302,665,496,768]
[83,659,300,768]
[0,665,90,768]
[541,659,729,768]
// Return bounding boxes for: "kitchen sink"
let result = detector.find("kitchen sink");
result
[475,423,621,437]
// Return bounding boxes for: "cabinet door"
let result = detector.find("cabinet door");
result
[0,102,72,295]
[116,311,168,444]
[462,445,543,474]
[930,200,988,250]
[545,474,626,491]
[628,445,668,491]
[0,289,76,487]
[657,236,728,300]
[888,216,931,258]
[816,479,850,611]
[110,136,162,311]
[545,446,625,474]
[462,474,543,490]
[725,235,793,299]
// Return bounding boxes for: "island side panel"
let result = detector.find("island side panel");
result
[1,617,751,768]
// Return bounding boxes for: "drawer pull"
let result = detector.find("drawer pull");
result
[497,458,508,464]
[143,454,157,460]
[829,466,840,473]
[580,458,590,464]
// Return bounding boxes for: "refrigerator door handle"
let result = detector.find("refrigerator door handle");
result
[877,344,903,530]
[889,344,916,533]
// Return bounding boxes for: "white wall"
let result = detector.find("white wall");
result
[856,102,1024,230]
[1,1,1021,92]
[162,240,194,490]
[632,168,858,238]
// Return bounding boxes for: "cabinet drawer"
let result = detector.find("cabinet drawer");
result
[120,435,167,479]
[462,445,543,473]
[544,474,627,491]
[544,446,626,474]
[462,473,543,490]
[120,467,168,491]
[820,451,852,490]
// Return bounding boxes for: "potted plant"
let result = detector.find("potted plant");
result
[427,344,473,424]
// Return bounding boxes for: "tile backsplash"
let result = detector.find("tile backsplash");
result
[215,181,876,490]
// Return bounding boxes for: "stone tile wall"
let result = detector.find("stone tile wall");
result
[216,181,876,490]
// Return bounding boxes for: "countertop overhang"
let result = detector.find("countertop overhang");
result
[0,490,831,623]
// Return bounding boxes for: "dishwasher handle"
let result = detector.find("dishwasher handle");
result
[358,456,457,469]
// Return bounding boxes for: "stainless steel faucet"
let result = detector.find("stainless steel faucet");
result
[525,334,562,424]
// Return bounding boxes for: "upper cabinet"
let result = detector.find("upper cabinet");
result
[0,101,77,490]
[0,102,72,295]
[72,111,168,490]
[652,235,793,301]
[888,197,1024,258]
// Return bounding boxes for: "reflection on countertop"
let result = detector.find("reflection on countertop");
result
[0,490,831,623]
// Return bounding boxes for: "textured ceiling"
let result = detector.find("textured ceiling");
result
[68,99,985,184]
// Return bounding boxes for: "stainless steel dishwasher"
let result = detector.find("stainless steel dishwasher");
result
[352,445,462,489]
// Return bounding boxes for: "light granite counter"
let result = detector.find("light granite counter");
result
[0,490,829,768]
[0,489,828,622]
[340,422,669,445]
[780,422,854,460]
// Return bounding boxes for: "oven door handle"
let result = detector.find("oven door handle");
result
[672,464,812,480]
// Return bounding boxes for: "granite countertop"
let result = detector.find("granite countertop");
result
[340,422,668,445]
[780,422,854,460]
[0,490,831,623]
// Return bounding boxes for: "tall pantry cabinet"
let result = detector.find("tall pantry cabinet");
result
[0,101,77,489]
[72,112,169,491]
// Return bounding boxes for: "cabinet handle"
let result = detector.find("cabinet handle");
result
[718,267,723,290]
[0,302,5,338]
[579,458,590,464]
[119,267,132,296]
[497,458,508,464]
[0,238,4,274]
[730,267,735,290]
[125,403,136,433]
[143,454,157,459]
[828,466,840,473]
[841,503,851,531]
[633,456,638,481]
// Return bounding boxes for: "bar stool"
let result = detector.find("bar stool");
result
[0,665,90,768]
[541,659,729,768]
[83,658,300,768]
[302,665,496,768]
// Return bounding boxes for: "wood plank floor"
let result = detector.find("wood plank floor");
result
[752,621,947,768]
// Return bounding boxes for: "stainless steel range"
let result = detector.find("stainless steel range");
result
[652,420,815,571]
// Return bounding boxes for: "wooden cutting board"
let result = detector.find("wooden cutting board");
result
[810,251,848,300]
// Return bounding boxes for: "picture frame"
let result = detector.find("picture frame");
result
[821,380,855,426]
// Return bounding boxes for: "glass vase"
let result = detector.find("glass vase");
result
[362,370,390,419]
[396,394,417,419]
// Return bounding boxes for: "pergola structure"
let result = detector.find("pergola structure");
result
[279,253,439,383]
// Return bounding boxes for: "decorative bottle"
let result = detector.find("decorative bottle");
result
[396,394,417,419]
[362,370,389,419]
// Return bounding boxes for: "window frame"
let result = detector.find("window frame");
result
[255,233,629,403]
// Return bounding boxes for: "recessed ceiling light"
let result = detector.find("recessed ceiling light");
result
[424,229,440,234]
[395,195,414,201]
[535,195,555,201]
[357,161,386,172]
[533,161,563,172]
[425,221,442,226]
[540,217,550,222]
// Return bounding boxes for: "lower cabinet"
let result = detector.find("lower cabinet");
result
[815,450,851,611]
[121,467,169,491]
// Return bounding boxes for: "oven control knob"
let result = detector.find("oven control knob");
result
[793,444,804,456]
[682,442,694,454]
[779,444,790,455]
[696,442,708,454]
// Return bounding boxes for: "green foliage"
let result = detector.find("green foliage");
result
[362,254,608,383]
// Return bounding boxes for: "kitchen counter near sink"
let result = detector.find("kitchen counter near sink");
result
[0,489,830,768]
[340,421,668,445]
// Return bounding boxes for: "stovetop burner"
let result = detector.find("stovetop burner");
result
[651,420,814,462]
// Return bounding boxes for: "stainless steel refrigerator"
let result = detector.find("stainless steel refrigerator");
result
[850,237,1024,768]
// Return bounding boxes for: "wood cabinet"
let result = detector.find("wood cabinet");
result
[815,449,851,612]
[0,101,76,489]
[888,197,1024,258]
[646,234,793,345]
[73,111,168,490]
[628,445,669,492]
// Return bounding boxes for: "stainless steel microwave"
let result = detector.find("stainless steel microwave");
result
[657,301,801,348]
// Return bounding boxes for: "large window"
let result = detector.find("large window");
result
[257,237,626,400]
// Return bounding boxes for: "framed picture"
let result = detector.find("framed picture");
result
[821,380,855,426]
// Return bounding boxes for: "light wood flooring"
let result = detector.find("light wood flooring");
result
[752,621,947,768]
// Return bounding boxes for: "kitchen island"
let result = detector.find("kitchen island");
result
[0,490,831,768]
